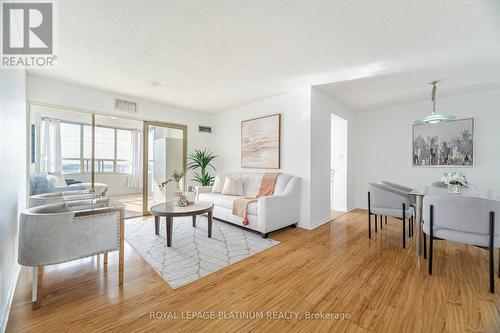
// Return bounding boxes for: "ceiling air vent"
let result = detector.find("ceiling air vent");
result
[199,126,212,133]
[114,98,138,113]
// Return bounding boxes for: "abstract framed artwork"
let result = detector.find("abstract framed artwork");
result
[241,113,281,169]
[412,118,474,167]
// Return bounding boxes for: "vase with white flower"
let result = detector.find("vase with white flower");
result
[440,172,468,194]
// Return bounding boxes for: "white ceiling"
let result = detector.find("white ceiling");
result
[315,67,500,112]
[29,0,500,112]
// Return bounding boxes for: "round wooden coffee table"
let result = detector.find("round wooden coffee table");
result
[150,201,214,247]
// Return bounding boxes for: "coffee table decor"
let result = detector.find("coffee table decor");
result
[125,215,279,289]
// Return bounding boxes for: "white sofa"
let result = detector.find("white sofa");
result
[196,173,300,237]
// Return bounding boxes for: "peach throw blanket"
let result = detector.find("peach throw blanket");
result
[232,173,280,225]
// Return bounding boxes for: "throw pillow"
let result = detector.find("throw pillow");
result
[221,176,244,196]
[49,172,67,187]
[211,175,225,193]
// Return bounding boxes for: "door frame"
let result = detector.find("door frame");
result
[142,120,188,215]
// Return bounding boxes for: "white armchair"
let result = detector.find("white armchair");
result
[423,195,500,293]
[18,199,124,309]
[368,183,414,248]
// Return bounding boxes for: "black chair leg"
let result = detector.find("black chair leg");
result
[385,216,387,225]
[429,205,434,275]
[402,203,406,249]
[489,212,495,293]
[423,233,427,259]
[380,215,383,230]
[368,213,371,239]
[368,192,371,239]
[375,214,378,232]
[498,248,500,278]
[408,215,412,239]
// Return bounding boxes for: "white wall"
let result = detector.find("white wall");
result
[354,89,500,208]
[27,75,214,187]
[331,113,348,211]
[311,88,357,218]
[0,70,26,332]
[212,88,313,227]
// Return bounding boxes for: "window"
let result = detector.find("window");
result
[60,121,136,174]
[60,122,81,173]
[116,130,132,173]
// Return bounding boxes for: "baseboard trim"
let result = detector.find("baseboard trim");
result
[301,216,333,230]
[0,264,20,333]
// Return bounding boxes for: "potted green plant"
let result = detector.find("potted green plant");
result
[187,149,217,186]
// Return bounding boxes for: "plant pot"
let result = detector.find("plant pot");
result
[448,184,461,194]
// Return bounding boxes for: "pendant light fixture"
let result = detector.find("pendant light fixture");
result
[414,80,456,124]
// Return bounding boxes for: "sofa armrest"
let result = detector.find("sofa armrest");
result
[258,177,301,232]
[195,186,213,200]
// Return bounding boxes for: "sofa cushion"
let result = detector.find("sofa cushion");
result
[49,172,68,187]
[211,175,225,193]
[222,176,244,196]
[198,192,258,216]
[225,173,292,197]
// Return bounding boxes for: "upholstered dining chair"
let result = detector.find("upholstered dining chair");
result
[367,183,414,248]
[380,180,416,236]
[18,199,124,309]
[380,181,413,194]
[423,195,500,293]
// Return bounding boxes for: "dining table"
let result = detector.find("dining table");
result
[409,183,500,258]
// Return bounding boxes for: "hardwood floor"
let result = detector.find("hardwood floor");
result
[7,210,500,332]
[331,210,348,220]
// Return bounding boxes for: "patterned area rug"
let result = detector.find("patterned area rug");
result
[125,216,279,289]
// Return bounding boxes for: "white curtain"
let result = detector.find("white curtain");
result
[127,130,143,188]
[40,118,63,174]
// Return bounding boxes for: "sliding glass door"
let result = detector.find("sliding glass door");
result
[28,104,186,218]
[95,115,144,218]
[144,121,187,213]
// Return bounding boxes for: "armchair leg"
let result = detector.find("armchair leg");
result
[423,233,427,259]
[429,205,434,275]
[104,252,108,265]
[261,233,269,239]
[489,212,494,293]
[32,266,43,310]
[119,209,124,287]
[498,248,499,278]
[385,216,387,225]
[291,223,298,228]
